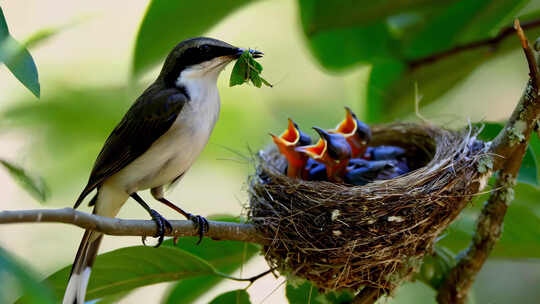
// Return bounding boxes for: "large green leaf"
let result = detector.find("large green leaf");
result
[0,7,40,97]
[0,159,49,202]
[404,0,529,59]
[286,280,354,304]
[163,216,261,304]
[42,246,217,301]
[132,0,253,78]
[0,247,57,304]
[208,289,251,304]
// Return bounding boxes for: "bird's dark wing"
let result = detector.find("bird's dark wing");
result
[74,87,188,208]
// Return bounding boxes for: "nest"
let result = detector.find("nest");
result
[248,123,491,293]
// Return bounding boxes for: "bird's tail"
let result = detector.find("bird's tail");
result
[62,229,103,304]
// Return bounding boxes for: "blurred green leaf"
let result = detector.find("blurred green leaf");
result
[43,246,217,301]
[365,59,405,122]
[417,246,456,290]
[0,7,40,97]
[475,122,539,186]
[0,247,57,304]
[163,215,261,304]
[0,159,49,202]
[286,280,354,304]
[208,289,251,304]
[132,0,254,77]
[440,182,540,258]
[404,0,529,59]
[296,0,540,121]
[297,0,453,70]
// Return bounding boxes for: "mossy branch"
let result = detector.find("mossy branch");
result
[437,20,540,304]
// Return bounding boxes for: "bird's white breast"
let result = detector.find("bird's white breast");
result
[108,69,221,193]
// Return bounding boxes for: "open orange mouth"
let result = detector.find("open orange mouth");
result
[297,139,327,159]
[334,107,357,137]
[280,118,300,145]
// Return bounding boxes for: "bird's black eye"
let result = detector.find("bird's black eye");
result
[200,45,210,53]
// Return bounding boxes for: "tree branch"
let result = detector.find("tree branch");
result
[0,207,269,245]
[437,20,540,304]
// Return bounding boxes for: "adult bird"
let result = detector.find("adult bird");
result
[270,118,311,178]
[63,37,262,304]
[330,107,371,158]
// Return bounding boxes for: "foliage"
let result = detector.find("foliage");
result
[229,50,272,88]
[208,289,251,304]
[0,247,57,304]
[0,159,49,202]
[0,7,40,97]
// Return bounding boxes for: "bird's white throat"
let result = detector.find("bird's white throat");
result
[175,56,231,101]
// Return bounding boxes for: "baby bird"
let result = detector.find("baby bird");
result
[270,118,312,178]
[296,127,351,182]
[330,107,372,158]
[345,159,396,186]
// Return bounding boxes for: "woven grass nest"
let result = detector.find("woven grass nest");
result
[248,123,491,293]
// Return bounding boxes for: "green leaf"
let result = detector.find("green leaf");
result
[42,246,217,301]
[0,159,49,202]
[404,0,529,59]
[132,0,253,77]
[417,246,456,290]
[286,280,354,304]
[0,7,40,97]
[229,50,272,88]
[163,216,260,304]
[475,122,539,186]
[208,289,252,304]
[297,0,445,70]
[365,59,405,122]
[0,247,57,304]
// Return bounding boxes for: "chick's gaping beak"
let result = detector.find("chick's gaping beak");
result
[334,107,358,136]
[295,138,327,160]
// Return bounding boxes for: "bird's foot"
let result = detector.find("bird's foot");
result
[142,209,173,248]
[187,214,209,245]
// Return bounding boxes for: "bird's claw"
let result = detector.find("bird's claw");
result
[188,214,209,245]
[141,209,172,248]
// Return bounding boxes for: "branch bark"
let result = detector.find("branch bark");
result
[0,207,269,245]
[437,20,540,304]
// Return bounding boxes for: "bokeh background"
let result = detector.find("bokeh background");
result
[1,0,540,303]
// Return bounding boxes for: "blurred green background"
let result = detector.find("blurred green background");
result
[1,0,540,303]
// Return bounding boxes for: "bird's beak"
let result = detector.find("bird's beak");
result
[235,48,264,58]
[296,138,327,160]
[274,119,300,146]
[334,107,358,136]
[313,127,331,141]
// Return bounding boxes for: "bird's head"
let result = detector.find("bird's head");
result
[159,37,262,88]
[312,127,351,161]
[270,118,311,148]
[334,107,372,144]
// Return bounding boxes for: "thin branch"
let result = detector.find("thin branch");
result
[437,19,540,304]
[409,19,540,69]
[0,208,269,245]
